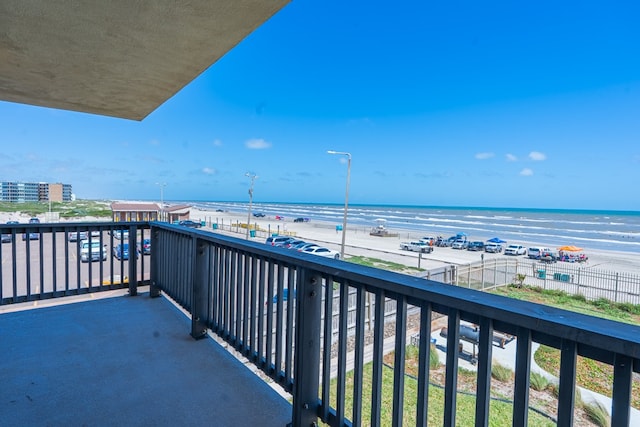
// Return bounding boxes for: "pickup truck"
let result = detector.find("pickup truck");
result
[400,241,433,253]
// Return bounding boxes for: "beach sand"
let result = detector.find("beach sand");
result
[189,207,640,275]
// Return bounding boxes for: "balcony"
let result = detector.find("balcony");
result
[2,221,640,426]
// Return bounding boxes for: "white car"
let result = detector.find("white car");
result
[451,239,468,249]
[80,240,107,262]
[302,246,340,259]
[484,243,503,253]
[111,230,129,240]
[504,244,527,256]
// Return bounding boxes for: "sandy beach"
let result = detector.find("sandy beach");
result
[187,207,640,275]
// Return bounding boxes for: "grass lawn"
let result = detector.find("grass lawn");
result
[493,285,640,409]
[0,200,112,219]
[328,357,556,426]
[347,255,423,273]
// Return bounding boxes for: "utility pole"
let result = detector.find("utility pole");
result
[245,173,258,239]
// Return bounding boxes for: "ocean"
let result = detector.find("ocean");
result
[191,202,640,254]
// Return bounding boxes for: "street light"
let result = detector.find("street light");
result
[155,182,167,221]
[245,173,258,239]
[327,150,351,259]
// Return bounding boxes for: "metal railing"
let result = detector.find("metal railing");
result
[151,222,640,427]
[454,258,640,304]
[0,221,151,304]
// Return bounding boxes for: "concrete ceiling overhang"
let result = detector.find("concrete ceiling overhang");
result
[0,0,290,121]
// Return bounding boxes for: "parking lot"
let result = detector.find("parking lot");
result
[1,230,150,300]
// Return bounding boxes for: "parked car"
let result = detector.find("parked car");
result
[504,245,527,256]
[113,243,135,260]
[80,240,107,262]
[22,217,40,241]
[111,230,129,240]
[178,220,202,228]
[302,246,340,259]
[68,231,88,242]
[528,247,552,260]
[420,237,436,246]
[441,236,458,247]
[2,221,19,243]
[484,242,503,253]
[90,230,101,238]
[295,242,320,252]
[283,239,305,249]
[138,239,151,255]
[451,239,468,249]
[467,241,485,251]
[400,241,433,253]
[253,212,266,218]
[265,236,295,247]
[270,288,295,304]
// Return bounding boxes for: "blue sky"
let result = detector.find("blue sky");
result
[1,1,639,210]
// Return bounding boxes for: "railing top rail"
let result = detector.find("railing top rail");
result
[0,220,150,232]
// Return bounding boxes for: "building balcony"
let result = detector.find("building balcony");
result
[1,221,639,426]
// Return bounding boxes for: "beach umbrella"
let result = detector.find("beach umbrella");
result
[487,237,506,243]
[456,232,468,237]
[558,245,583,252]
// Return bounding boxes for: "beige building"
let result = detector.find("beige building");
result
[111,202,160,222]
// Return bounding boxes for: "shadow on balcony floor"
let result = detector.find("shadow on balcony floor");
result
[1,293,292,426]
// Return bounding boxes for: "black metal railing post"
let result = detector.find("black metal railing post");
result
[191,238,209,339]
[128,225,138,296]
[291,268,322,427]
[150,226,161,298]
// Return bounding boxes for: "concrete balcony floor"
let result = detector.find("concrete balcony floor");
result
[1,290,292,426]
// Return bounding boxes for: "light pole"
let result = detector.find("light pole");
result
[327,150,351,259]
[245,173,258,239]
[155,182,167,221]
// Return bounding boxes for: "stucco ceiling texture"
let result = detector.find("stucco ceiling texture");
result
[0,1,289,120]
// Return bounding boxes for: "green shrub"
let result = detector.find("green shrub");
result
[491,362,513,382]
[594,298,611,310]
[583,401,610,427]
[406,344,419,359]
[429,344,439,369]
[529,372,549,391]
[575,387,584,408]
[547,382,584,408]
[572,293,587,302]
[617,302,640,315]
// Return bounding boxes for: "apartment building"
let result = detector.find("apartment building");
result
[0,181,72,202]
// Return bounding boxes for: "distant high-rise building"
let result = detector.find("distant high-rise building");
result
[0,181,73,202]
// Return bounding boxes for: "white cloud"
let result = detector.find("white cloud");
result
[475,152,494,160]
[506,153,517,162]
[245,138,272,149]
[529,151,546,161]
[202,167,216,175]
[212,139,222,147]
[520,168,534,176]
